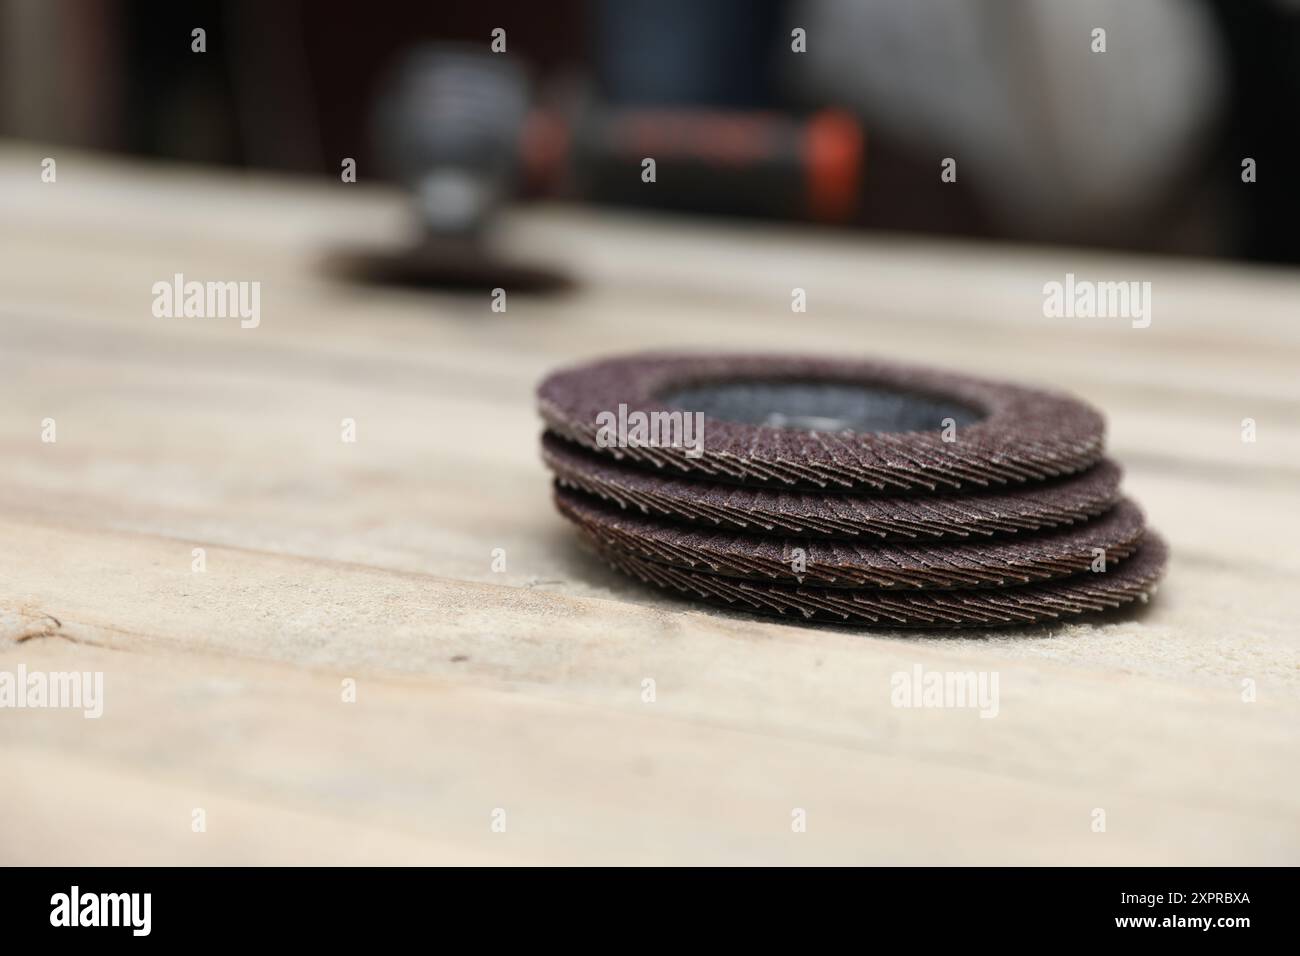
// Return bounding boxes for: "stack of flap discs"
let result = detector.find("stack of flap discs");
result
[537,353,1166,628]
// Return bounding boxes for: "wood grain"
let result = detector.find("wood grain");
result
[1,145,1297,864]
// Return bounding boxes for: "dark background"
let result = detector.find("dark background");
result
[2,0,1297,262]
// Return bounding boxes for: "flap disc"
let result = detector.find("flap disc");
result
[585,533,1167,629]
[537,351,1164,630]
[543,432,1123,541]
[537,353,1106,492]
[555,486,1146,590]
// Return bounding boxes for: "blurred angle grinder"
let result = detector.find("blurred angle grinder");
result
[333,46,866,291]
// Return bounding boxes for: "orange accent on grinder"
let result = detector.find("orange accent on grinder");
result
[805,109,864,223]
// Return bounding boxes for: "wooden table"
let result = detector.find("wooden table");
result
[1,145,1297,865]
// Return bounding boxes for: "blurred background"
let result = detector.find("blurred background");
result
[3,0,1298,263]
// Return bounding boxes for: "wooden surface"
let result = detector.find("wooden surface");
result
[1,144,1297,865]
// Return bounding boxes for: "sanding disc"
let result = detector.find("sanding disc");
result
[543,432,1123,541]
[581,532,1168,628]
[537,353,1106,492]
[555,485,1146,589]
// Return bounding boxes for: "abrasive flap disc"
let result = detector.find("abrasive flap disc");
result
[537,352,1166,629]
[543,432,1124,541]
[538,353,1106,492]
